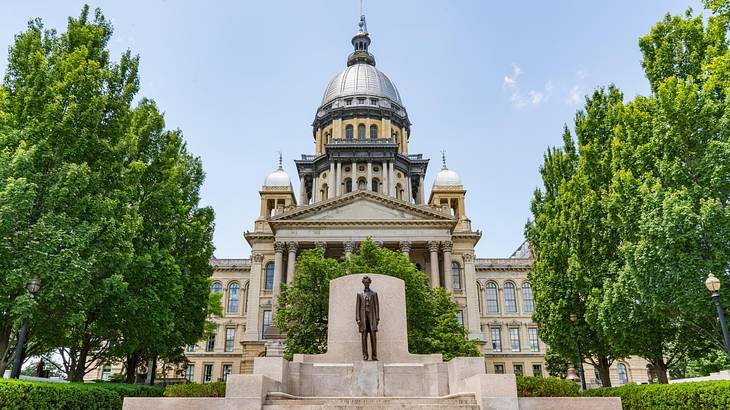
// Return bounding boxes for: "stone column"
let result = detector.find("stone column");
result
[367,162,372,191]
[399,241,411,259]
[382,161,388,195]
[427,241,440,288]
[286,241,298,284]
[462,252,481,339]
[272,241,285,301]
[406,175,412,202]
[388,161,395,196]
[343,241,355,259]
[329,162,336,199]
[352,161,357,190]
[244,254,264,341]
[299,176,306,205]
[336,162,342,196]
[442,241,453,292]
[418,175,425,204]
[314,175,320,203]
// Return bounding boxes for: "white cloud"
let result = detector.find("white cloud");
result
[567,85,582,105]
[503,64,552,108]
[503,64,522,88]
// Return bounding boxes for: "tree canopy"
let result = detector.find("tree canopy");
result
[0,6,215,381]
[527,0,730,383]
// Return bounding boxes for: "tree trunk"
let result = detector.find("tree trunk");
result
[126,351,141,384]
[145,355,157,386]
[597,356,612,387]
[0,324,13,375]
[651,359,669,384]
[69,336,91,382]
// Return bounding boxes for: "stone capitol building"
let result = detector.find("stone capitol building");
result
[90,15,649,387]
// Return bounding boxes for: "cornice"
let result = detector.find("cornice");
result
[272,190,456,222]
[269,219,456,229]
[475,257,533,272]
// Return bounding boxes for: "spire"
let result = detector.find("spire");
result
[441,150,448,170]
[347,2,375,66]
[277,151,283,170]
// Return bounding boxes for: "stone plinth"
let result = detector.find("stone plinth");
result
[293,274,441,364]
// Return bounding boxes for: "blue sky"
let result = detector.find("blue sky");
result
[1,0,705,259]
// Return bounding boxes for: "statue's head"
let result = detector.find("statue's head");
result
[362,276,372,287]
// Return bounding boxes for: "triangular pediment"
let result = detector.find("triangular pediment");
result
[272,190,454,223]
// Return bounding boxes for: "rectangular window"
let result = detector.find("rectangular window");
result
[455,311,464,326]
[185,365,195,382]
[490,328,502,352]
[510,328,521,352]
[532,364,543,377]
[262,310,272,338]
[513,364,523,377]
[203,364,213,383]
[101,365,111,381]
[222,364,232,381]
[528,328,540,352]
[494,364,505,374]
[186,344,197,352]
[225,328,236,352]
[206,332,216,352]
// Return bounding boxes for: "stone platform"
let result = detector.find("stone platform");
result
[122,274,621,410]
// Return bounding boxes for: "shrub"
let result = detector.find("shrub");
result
[516,376,580,397]
[164,382,225,397]
[0,379,163,410]
[582,380,730,410]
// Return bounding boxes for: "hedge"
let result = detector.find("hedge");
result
[0,379,163,410]
[164,382,226,397]
[515,376,580,397]
[582,380,730,410]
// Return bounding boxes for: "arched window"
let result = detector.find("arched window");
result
[486,282,499,313]
[358,124,366,139]
[618,363,629,385]
[345,179,352,193]
[371,178,379,192]
[211,281,222,294]
[370,125,378,140]
[522,282,535,313]
[345,125,354,140]
[504,282,517,313]
[451,262,462,289]
[227,282,240,313]
[264,262,274,290]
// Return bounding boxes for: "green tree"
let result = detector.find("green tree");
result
[275,239,479,360]
[526,87,629,387]
[597,3,730,383]
[115,99,215,384]
[0,6,216,381]
[275,246,344,357]
[0,7,140,379]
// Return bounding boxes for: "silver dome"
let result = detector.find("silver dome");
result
[263,168,292,188]
[321,63,402,106]
[433,168,462,187]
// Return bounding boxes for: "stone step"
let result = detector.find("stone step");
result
[262,393,480,409]
[263,405,480,409]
